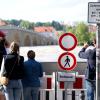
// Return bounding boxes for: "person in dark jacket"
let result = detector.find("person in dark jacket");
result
[22,50,43,100]
[0,31,9,70]
[78,39,96,100]
[1,42,24,100]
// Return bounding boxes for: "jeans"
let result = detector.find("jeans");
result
[85,80,96,100]
[23,87,39,100]
[3,80,23,100]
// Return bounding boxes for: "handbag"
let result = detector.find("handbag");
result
[0,77,9,86]
[0,55,18,85]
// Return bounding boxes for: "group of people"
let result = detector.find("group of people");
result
[0,30,96,100]
[0,31,43,100]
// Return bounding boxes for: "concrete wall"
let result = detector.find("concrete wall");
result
[41,62,87,75]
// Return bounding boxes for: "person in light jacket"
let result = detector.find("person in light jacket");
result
[78,39,96,100]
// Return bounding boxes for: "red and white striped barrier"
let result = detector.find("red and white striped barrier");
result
[39,89,87,100]
[39,72,86,100]
[40,73,85,89]
[58,75,85,89]
[39,89,55,100]
[40,72,55,89]
[57,89,87,100]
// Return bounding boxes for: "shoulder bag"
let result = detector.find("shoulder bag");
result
[0,55,18,85]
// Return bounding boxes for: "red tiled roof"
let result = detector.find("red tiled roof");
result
[34,26,55,32]
[0,20,7,26]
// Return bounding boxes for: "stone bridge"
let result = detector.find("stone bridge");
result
[0,25,58,46]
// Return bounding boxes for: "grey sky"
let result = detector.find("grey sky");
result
[0,0,97,23]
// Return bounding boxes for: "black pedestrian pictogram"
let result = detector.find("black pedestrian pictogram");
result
[64,56,70,67]
[58,52,77,71]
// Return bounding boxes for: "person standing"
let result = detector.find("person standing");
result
[78,39,96,100]
[22,50,43,100]
[0,31,8,100]
[0,31,8,70]
[0,42,24,100]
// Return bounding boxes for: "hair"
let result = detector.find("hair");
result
[93,38,96,44]
[10,42,19,53]
[27,50,35,59]
[0,31,5,37]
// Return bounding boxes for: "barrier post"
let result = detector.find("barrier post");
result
[79,91,85,100]
[55,72,57,100]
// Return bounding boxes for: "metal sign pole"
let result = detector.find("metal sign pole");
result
[64,82,67,100]
[97,23,100,100]
[55,72,57,100]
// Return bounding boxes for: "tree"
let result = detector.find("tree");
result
[43,22,51,26]
[8,19,20,26]
[51,21,64,30]
[67,26,75,33]
[75,22,95,45]
[35,22,43,26]
[29,22,34,30]
[19,20,30,29]
[67,22,96,45]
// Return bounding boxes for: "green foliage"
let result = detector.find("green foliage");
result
[57,31,64,37]
[6,19,20,26]
[35,22,43,26]
[43,22,51,26]
[19,20,30,29]
[5,19,65,31]
[67,22,96,45]
[67,26,75,33]
[51,21,64,30]
[29,22,34,30]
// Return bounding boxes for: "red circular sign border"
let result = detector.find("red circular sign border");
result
[58,52,77,71]
[59,33,77,51]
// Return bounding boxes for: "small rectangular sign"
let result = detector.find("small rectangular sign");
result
[57,72,76,82]
[88,2,100,23]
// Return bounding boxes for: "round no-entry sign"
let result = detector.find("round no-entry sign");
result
[58,52,77,71]
[59,33,77,51]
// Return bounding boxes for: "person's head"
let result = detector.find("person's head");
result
[86,38,96,47]
[92,38,96,47]
[27,50,35,59]
[0,31,9,47]
[0,31,6,41]
[10,42,19,53]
